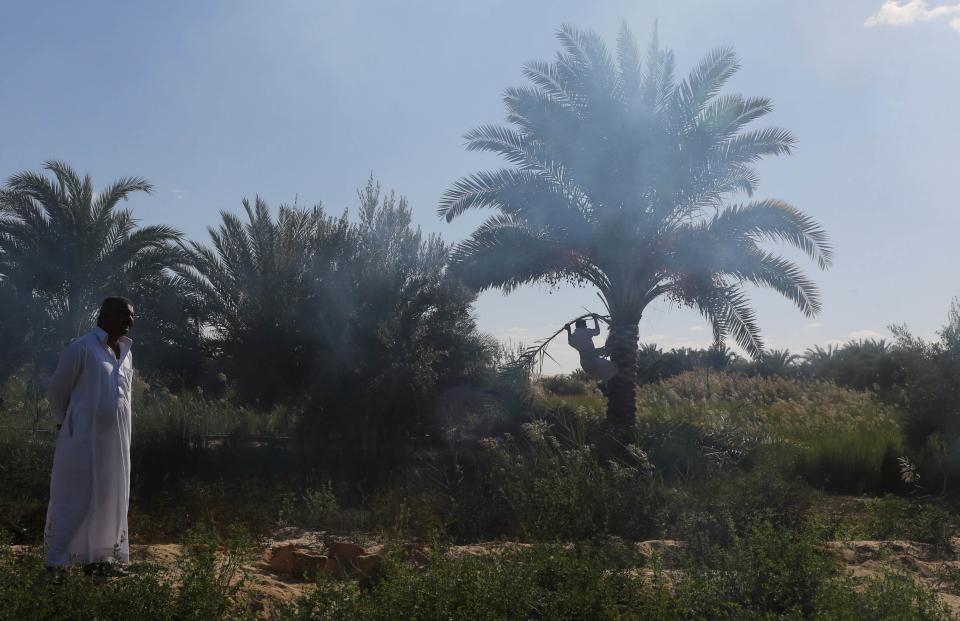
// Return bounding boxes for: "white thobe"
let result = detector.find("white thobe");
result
[44,326,133,565]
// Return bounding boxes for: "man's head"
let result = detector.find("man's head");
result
[97,296,134,339]
[575,318,587,329]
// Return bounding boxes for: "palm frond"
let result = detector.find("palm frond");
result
[450,216,574,292]
[521,60,572,103]
[438,168,590,232]
[91,176,154,221]
[705,285,765,357]
[710,199,833,268]
[729,249,822,317]
[674,47,740,120]
[617,21,642,100]
[717,127,796,162]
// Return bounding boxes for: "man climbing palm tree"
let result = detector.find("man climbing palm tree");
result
[565,315,617,389]
[440,24,832,430]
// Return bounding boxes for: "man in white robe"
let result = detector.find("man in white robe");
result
[44,296,135,566]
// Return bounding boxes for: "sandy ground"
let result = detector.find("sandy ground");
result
[14,530,960,617]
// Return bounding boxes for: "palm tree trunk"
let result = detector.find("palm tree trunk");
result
[605,318,639,431]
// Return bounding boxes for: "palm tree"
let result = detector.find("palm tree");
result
[439,25,832,429]
[0,161,182,362]
[175,196,353,404]
[804,344,838,365]
[754,348,800,377]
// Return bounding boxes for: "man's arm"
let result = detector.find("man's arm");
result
[589,315,601,337]
[46,342,83,424]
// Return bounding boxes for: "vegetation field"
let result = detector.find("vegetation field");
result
[2,18,960,621]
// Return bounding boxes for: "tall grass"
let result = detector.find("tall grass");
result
[635,371,907,493]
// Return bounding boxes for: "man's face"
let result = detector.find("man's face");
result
[103,304,135,337]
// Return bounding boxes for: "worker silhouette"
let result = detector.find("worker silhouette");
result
[565,315,617,391]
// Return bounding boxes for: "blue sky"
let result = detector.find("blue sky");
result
[2,0,958,372]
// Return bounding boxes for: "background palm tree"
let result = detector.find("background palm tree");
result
[440,24,832,429]
[175,195,354,405]
[0,160,182,366]
[177,181,494,475]
[753,348,800,378]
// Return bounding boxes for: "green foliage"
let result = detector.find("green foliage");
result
[790,430,905,494]
[177,178,497,476]
[173,526,256,620]
[538,373,588,396]
[278,528,950,620]
[662,464,816,553]
[278,482,342,532]
[0,528,256,621]
[887,306,960,455]
[636,370,907,492]
[636,342,742,384]
[0,160,184,368]
[482,417,661,541]
[814,565,952,620]
[4,529,949,620]
[278,543,651,621]
[440,23,831,428]
[751,348,802,378]
[674,521,836,618]
[803,338,898,391]
[176,195,354,406]
[858,496,955,548]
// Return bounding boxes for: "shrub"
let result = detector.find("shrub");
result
[662,465,815,552]
[538,373,588,396]
[637,370,907,493]
[673,521,836,618]
[0,526,256,621]
[860,496,955,549]
[481,417,661,541]
[173,525,255,620]
[788,429,906,494]
[814,565,951,620]
[277,543,649,621]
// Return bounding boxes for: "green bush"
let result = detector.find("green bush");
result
[662,464,815,552]
[172,526,256,620]
[637,370,908,493]
[538,374,588,396]
[482,417,661,541]
[789,429,905,494]
[0,528,255,621]
[673,521,836,618]
[2,523,952,620]
[814,565,951,620]
[860,496,955,549]
[277,543,649,621]
[277,530,950,621]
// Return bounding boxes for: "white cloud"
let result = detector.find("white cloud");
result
[689,325,705,332]
[807,322,824,329]
[865,1,960,30]
[848,329,886,340]
[170,189,188,201]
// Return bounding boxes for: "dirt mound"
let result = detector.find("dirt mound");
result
[826,539,960,614]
